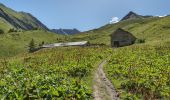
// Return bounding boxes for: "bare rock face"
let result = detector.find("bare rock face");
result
[121,11,153,21]
[51,28,81,35]
[121,11,142,21]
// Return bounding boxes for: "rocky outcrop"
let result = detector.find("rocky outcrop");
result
[121,11,153,21]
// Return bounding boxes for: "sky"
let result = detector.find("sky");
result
[0,0,170,31]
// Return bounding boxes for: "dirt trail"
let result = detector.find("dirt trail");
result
[93,60,119,100]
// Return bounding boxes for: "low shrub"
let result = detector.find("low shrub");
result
[0,29,4,34]
[135,39,145,43]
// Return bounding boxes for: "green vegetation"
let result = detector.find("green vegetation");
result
[0,47,111,99]
[28,39,36,53]
[0,4,170,99]
[0,30,65,57]
[104,43,170,99]
[0,4,48,32]
[135,39,145,44]
[1,16,170,57]
[0,29,4,34]
[0,17,13,32]
[8,28,18,33]
[0,4,61,57]
[67,16,170,45]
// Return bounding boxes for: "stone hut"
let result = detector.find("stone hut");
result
[111,28,136,47]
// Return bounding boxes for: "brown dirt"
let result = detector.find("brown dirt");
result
[93,60,119,100]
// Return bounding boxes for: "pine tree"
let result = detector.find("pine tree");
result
[28,39,36,52]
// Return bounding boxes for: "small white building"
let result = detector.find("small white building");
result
[42,41,88,48]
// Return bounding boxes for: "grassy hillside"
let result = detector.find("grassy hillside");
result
[68,16,170,45]
[0,30,64,57]
[0,47,111,99]
[0,17,13,32]
[0,12,169,99]
[0,38,169,99]
[1,16,170,57]
[104,42,170,99]
[1,14,170,57]
[0,3,66,57]
[0,3,48,32]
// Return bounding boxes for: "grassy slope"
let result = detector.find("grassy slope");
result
[0,4,14,32]
[0,47,111,99]
[68,16,170,45]
[0,30,64,57]
[0,12,170,99]
[0,18,13,32]
[1,16,170,57]
[104,41,170,99]
[0,4,63,57]
[0,4,48,32]
[66,17,170,99]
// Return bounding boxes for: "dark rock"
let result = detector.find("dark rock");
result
[121,11,153,21]
[51,28,81,35]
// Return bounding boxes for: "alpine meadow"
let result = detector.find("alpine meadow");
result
[0,1,170,100]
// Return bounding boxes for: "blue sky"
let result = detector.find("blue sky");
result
[0,0,170,31]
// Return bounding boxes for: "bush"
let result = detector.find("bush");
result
[32,27,39,30]
[8,28,18,33]
[135,39,145,43]
[0,29,4,34]
[39,41,45,47]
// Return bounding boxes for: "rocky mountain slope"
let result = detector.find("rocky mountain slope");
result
[51,28,81,35]
[0,3,48,32]
[121,11,153,21]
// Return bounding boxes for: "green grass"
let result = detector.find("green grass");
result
[0,30,65,57]
[1,15,170,57]
[104,43,170,99]
[0,3,48,32]
[67,16,170,45]
[0,18,13,32]
[0,12,170,99]
[0,46,111,99]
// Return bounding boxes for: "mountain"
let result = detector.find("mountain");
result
[51,28,81,35]
[68,14,170,45]
[1,9,170,57]
[0,3,63,57]
[121,11,153,21]
[0,30,64,57]
[0,3,48,32]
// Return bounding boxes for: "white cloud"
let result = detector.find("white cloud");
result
[110,17,119,24]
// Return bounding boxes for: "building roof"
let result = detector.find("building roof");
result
[42,41,88,48]
[111,28,136,39]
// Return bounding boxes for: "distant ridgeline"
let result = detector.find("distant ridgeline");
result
[51,28,81,35]
[0,3,49,32]
[121,11,153,21]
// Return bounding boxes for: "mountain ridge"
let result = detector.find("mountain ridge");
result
[51,28,81,35]
[121,11,153,21]
[0,3,49,32]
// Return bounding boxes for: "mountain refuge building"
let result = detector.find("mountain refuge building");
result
[111,28,136,47]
